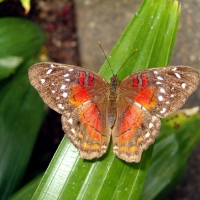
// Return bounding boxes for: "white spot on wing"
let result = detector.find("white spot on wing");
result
[64,73,70,77]
[113,145,119,150]
[69,68,74,72]
[166,101,170,104]
[145,132,150,138]
[71,128,76,134]
[156,81,163,85]
[46,69,53,74]
[134,102,142,108]
[160,108,167,114]
[157,76,163,80]
[62,92,68,98]
[175,73,181,79]
[65,79,70,82]
[133,102,147,111]
[158,95,164,101]
[68,118,73,124]
[60,85,66,90]
[52,90,55,94]
[41,79,45,84]
[154,70,158,74]
[160,88,165,93]
[58,104,64,110]
[56,97,60,100]
[171,94,175,98]
[181,83,186,89]
[141,106,147,111]
[149,122,154,129]
[172,67,177,71]
[50,64,55,68]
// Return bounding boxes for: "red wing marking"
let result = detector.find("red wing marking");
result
[79,72,85,86]
[120,104,143,143]
[141,74,148,87]
[88,74,94,86]
[78,72,94,87]
[133,76,139,88]
[79,102,102,141]
[134,86,156,109]
[69,85,92,107]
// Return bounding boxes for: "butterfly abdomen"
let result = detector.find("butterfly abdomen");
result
[108,75,119,127]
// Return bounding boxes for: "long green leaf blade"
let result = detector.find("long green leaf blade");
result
[32,0,181,199]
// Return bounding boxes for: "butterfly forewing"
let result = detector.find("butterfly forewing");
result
[119,66,199,118]
[29,62,111,159]
[29,62,108,114]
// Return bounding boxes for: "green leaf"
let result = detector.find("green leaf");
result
[0,17,45,80]
[0,59,46,199]
[31,0,181,199]
[10,175,42,200]
[140,107,200,200]
[0,56,23,80]
[0,17,45,63]
[20,0,31,14]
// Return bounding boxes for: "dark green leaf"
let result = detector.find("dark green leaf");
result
[140,107,200,200]
[10,175,42,200]
[0,59,46,199]
[0,56,23,80]
[0,17,45,79]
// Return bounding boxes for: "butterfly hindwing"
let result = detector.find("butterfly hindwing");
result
[29,62,111,159]
[62,100,110,159]
[112,95,161,162]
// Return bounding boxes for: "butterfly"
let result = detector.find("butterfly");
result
[28,62,199,162]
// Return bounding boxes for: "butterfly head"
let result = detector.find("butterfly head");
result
[110,75,119,86]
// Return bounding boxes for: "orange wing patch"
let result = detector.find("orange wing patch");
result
[133,86,156,109]
[69,85,92,107]
[82,142,101,150]
[79,102,102,141]
[113,103,161,162]
[119,104,143,143]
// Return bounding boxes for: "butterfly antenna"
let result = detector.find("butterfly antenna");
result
[116,48,138,74]
[98,41,114,75]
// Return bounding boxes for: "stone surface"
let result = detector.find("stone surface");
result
[75,0,141,71]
